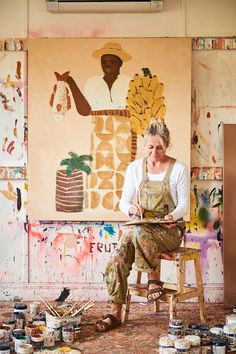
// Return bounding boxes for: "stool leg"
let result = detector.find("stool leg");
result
[194,255,206,322]
[169,296,177,320]
[122,290,131,323]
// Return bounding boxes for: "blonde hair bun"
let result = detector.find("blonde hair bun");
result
[144,117,170,148]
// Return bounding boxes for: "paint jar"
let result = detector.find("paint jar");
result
[46,316,62,342]
[17,344,33,354]
[14,335,28,353]
[168,320,184,339]
[174,338,191,353]
[43,329,55,348]
[226,314,236,325]
[62,325,75,344]
[0,343,11,354]
[0,327,11,343]
[29,302,41,317]
[201,337,213,354]
[74,324,81,341]
[30,333,44,350]
[12,329,25,338]
[210,327,224,336]
[13,312,25,329]
[24,324,36,337]
[159,336,175,353]
[197,324,209,334]
[184,335,201,354]
[2,319,16,331]
[212,338,227,354]
[161,349,177,354]
[223,324,236,348]
[14,303,27,316]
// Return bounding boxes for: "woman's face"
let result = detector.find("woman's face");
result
[146,134,166,162]
[101,54,122,76]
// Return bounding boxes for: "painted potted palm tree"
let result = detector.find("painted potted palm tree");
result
[56,151,93,212]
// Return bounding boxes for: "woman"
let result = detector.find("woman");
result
[96,118,190,332]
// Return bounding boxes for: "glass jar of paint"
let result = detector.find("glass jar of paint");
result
[0,343,11,354]
[223,324,236,348]
[168,320,184,339]
[14,303,27,316]
[184,335,201,354]
[212,338,227,354]
[174,338,191,354]
[159,336,175,353]
[17,344,33,354]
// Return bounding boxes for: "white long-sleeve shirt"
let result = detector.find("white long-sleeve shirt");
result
[119,158,190,220]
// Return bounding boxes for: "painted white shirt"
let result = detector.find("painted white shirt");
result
[119,158,190,220]
[84,74,131,110]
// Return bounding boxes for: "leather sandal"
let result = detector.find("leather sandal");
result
[147,279,166,302]
[96,314,121,332]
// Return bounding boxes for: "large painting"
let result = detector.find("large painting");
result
[28,38,191,221]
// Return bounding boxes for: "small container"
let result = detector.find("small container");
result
[168,320,184,339]
[29,302,41,317]
[74,324,81,341]
[197,324,209,334]
[201,337,213,354]
[62,325,75,344]
[13,312,25,329]
[184,335,201,354]
[0,334,4,344]
[24,324,38,337]
[174,338,191,353]
[14,304,27,316]
[30,334,44,350]
[17,344,33,354]
[0,343,10,354]
[226,314,236,325]
[3,319,16,331]
[210,327,224,336]
[43,329,55,348]
[159,336,175,353]
[12,329,25,338]
[212,338,227,354]
[0,327,11,342]
[14,335,28,353]
[223,324,236,348]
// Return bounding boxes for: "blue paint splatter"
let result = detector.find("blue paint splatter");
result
[104,224,115,237]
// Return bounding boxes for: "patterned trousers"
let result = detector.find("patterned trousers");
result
[104,223,184,304]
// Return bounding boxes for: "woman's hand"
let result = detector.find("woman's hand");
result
[128,204,144,218]
[164,214,174,221]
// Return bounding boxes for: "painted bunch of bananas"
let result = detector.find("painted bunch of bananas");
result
[126,68,166,135]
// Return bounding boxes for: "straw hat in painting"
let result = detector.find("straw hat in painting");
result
[92,42,132,62]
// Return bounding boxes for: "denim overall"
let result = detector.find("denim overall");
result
[104,157,185,304]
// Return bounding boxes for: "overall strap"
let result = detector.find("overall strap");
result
[163,158,176,182]
[142,157,148,181]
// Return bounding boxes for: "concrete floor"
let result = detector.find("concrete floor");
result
[0,301,232,354]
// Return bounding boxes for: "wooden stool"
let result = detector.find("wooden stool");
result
[122,247,206,323]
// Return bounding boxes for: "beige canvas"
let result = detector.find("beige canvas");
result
[28,38,191,221]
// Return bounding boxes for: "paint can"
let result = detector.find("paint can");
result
[184,335,201,354]
[24,324,39,337]
[74,324,81,341]
[13,312,25,329]
[223,324,236,348]
[62,325,75,344]
[226,314,236,325]
[210,327,224,336]
[14,303,28,316]
[0,327,11,342]
[30,333,44,350]
[0,343,11,354]
[174,338,191,353]
[212,337,227,354]
[14,335,28,353]
[17,344,33,354]
[29,302,41,317]
[159,336,175,353]
[43,329,55,348]
[46,314,62,342]
[168,320,184,339]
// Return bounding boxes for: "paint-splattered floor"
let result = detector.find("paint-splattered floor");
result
[0,301,232,354]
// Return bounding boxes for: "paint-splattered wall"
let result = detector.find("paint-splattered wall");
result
[0,37,236,302]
